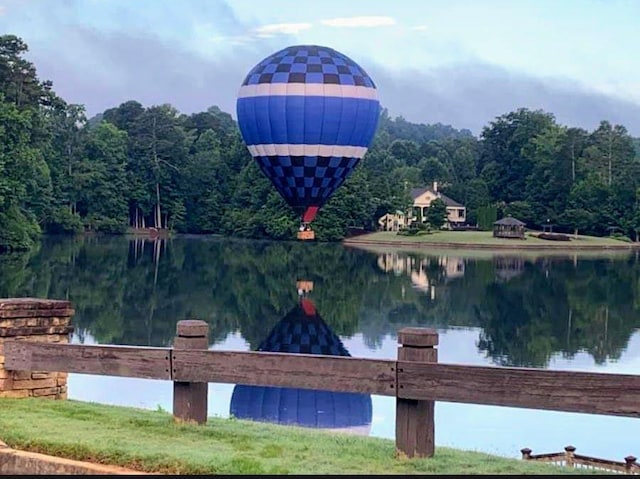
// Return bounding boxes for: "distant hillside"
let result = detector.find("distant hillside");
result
[377,108,474,142]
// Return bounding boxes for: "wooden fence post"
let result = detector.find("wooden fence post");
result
[520,448,532,460]
[625,456,637,474]
[172,319,209,424]
[564,445,576,468]
[395,327,438,458]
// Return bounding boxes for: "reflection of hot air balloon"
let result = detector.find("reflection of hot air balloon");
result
[236,45,381,240]
[230,292,372,435]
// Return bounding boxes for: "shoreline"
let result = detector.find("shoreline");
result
[31,231,640,252]
[342,231,640,251]
[343,238,640,251]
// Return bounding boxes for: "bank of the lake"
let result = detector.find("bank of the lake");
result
[0,398,601,475]
[343,230,639,250]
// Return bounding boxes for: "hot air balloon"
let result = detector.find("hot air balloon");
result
[236,45,381,240]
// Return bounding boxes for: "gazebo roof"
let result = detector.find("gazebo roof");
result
[494,216,526,226]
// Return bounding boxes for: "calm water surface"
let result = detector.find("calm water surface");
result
[1,235,638,460]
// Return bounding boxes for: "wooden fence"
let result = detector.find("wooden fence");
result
[3,320,640,459]
[521,446,639,475]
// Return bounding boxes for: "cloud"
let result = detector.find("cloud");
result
[246,16,396,41]
[207,21,313,44]
[29,30,640,139]
[253,22,313,38]
[0,6,5,15]
[11,2,640,138]
[26,26,273,118]
[321,16,396,28]
[368,63,640,136]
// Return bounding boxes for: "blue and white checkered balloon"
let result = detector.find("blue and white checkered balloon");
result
[236,45,380,223]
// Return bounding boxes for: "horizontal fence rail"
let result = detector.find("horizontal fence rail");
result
[397,362,640,417]
[3,342,396,395]
[5,340,640,418]
[172,349,397,396]
[4,342,172,380]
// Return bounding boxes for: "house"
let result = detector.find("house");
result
[409,182,466,228]
[376,182,466,231]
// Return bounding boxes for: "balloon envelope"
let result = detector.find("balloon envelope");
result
[236,45,380,222]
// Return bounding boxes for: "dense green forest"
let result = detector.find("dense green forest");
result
[2,34,640,252]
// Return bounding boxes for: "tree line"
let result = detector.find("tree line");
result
[2,34,640,251]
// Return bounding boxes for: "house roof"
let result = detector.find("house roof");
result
[494,216,526,226]
[410,187,463,207]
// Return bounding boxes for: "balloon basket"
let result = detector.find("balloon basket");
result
[297,230,315,241]
[296,280,314,293]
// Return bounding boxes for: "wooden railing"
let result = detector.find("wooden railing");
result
[521,446,639,475]
[3,321,640,459]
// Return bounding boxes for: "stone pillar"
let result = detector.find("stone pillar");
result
[0,298,74,399]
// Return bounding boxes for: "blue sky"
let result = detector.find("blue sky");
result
[1,0,639,135]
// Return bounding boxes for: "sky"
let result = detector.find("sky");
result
[2,0,640,136]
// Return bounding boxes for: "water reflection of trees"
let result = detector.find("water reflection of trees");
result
[0,236,638,367]
[474,256,639,367]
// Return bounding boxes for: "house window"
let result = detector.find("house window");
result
[458,209,464,218]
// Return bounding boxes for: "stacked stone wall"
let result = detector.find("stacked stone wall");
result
[0,298,74,399]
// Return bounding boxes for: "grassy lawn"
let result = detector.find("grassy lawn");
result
[0,397,603,475]
[345,230,636,249]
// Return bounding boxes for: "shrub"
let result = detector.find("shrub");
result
[45,207,83,234]
[611,232,632,243]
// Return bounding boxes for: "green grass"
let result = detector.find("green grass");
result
[0,398,604,475]
[345,230,636,249]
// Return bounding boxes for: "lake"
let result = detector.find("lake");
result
[1,234,638,461]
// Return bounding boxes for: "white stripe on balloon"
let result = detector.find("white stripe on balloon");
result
[237,83,378,100]
[247,144,369,158]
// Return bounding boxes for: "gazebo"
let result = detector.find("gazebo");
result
[493,216,526,239]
